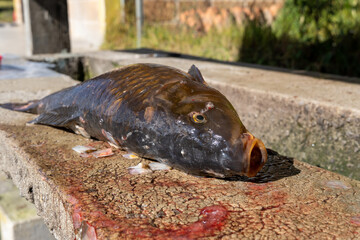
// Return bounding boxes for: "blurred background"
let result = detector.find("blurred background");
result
[1,0,360,78]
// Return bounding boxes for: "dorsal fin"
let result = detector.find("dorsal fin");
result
[188,65,207,85]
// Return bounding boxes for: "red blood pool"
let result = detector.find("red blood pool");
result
[160,205,228,239]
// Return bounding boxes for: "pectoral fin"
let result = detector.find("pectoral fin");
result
[29,110,78,127]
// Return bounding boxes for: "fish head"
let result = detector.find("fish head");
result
[171,82,267,178]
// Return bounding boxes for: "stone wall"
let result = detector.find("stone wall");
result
[143,0,284,31]
[67,0,106,52]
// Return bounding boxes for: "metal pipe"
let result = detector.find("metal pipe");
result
[22,0,33,56]
[120,0,125,23]
[135,0,143,48]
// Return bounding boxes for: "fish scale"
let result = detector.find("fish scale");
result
[0,63,267,178]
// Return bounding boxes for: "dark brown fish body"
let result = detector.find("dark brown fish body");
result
[1,63,267,178]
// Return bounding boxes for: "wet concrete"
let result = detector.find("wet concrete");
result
[0,55,60,80]
[0,172,56,240]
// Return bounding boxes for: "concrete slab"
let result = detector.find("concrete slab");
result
[0,55,63,80]
[0,54,359,239]
[67,0,106,53]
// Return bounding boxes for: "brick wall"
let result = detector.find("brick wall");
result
[143,0,284,31]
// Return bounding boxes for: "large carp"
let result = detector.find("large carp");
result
[1,63,267,178]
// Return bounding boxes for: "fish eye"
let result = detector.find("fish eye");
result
[190,112,207,124]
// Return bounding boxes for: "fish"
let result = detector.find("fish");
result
[0,63,267,178]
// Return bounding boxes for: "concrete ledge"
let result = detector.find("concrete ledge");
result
[0,172,55,240]
[0,54,359,238]
[0,116,360,239]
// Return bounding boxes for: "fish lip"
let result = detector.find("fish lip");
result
[240,133,267,177]
[244,136,267,177]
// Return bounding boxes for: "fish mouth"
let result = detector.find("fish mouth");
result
[240,133,268,177]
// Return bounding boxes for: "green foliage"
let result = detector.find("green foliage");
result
[239,0,360,77]
[0,10,11,22]
[0,0,13,8]
[0,0,13,22]
[141,24,243,61]
[273,0,360,43]
[103,0,137,49]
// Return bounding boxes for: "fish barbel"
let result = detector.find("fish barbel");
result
[0,63,267,178]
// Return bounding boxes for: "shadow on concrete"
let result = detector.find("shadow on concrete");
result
[115,48,360,85]
[227,149,301,183]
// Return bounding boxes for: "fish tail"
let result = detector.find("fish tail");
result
[0,100,41,114]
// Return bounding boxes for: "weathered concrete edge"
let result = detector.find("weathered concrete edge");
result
[208,79,360,115]
[0,129,75,240]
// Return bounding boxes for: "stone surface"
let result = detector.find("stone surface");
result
[0,172,55,240]
[0,53,359,239]
[0,24,26,56]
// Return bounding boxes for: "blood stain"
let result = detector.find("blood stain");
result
[151,205,228,239]
[350,216,360,226]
